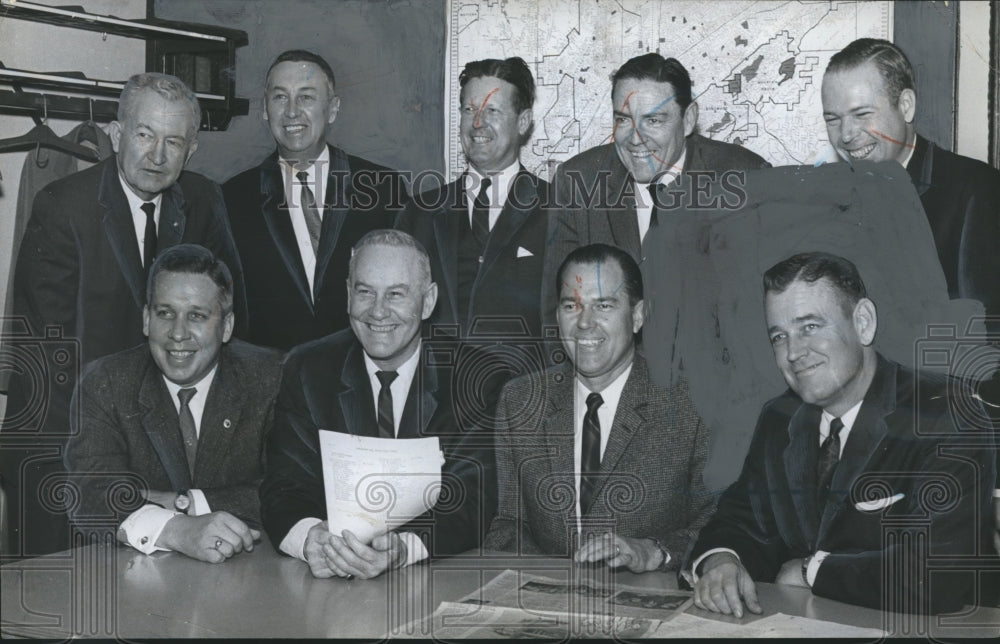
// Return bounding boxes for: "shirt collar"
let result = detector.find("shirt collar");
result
[633,147,687,197]
[821,399,863,434]
[899,132,917,169]
[162,363,218,401]
[280,145,331,183]
[118,172,163,213]
[464,158,521,205]
[362,339,422,384]
[574,361,633,405]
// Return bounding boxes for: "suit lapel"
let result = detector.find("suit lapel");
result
[594,360,646,490]
[605,157,641,260]
[782,402,822,549]
[906,135,932,197]
[138,356,192,491]
[544,367,578,550]
[478,169,534,277]
[313,146,351,300]
[433,180,463,325]
[157,181,186,250]
[339,342,377,437]
[99,158,146,309]
[398,350,439,439]
[193,349,244,486]
[259,153,314,312]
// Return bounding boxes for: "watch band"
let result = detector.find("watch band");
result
[801,555,812,585]
[649,538,671,572]
[174,490,191,514]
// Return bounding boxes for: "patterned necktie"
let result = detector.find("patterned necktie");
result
[140,202,157,272]
[376,370,398,439]
[580,392,604,515]
[177,387,198,478]
[817,417,844,503]
[471,177,492,248]
[646,183,661,234]
[296,170,322,255]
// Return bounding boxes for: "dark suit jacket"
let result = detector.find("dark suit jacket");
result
[395,169,550,338]
[689,355,995,614]
[542,134,770,323]
[260,330,495,557]
[483,354,715,569]
[63,339,283,532]
[907,134,1000,325]
[222,146,406,350]
[1,156,245,557]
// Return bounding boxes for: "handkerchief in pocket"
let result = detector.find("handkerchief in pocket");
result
[517,246,534,258]
[855,492,904,512]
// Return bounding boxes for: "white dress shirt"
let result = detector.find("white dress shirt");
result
[119,173,162,266]
[279,146,330,298]
[463,159,521,231]
[119,367,219,554]
[634,148,686,243]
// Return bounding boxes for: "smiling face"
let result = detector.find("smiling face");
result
[459,75,530,174]
[557,259,644,392]
[347,244,437,371]
[765,278,877,417]
[821,61,915,164]
[611,77,696,183]
[264,60,340,163]
[110,89,199,201]
[143,271,234,387]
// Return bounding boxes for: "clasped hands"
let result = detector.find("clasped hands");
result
[304,521,407,579]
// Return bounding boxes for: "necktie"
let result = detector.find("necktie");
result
[471,177,492,248]
[376,370,398,439]
[296,170,322,255]
[177,387,198,479]
[647,183,661,233]
[817,417,844,503]
[580,392,604,515]
[141,202,157,272]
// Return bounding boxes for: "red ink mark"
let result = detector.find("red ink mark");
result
[868,129,916,149]
[474,87,500,128]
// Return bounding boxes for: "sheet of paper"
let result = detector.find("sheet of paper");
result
[648,612,888,638]
[318,430,444,544]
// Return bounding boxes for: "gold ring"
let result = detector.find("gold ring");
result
[214,539,223,549]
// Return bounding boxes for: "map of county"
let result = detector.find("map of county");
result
[445,0,892,179]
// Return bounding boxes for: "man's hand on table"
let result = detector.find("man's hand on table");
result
[304,523,407,579]
[693,551,762,618]
[573,533,665,573]
[156,511,259,563]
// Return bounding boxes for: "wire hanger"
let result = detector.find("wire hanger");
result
[0,93,100,161]
[77,97,100,147]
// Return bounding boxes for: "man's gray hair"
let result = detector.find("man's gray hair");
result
[348,229,432,286]
[118,72,202,137]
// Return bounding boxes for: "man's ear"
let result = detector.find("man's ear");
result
[682,101,698,137]
[517,109,532,137]
[328,95,341,125]
[184,138,199,165]
[142,305,150,338]
[631,299,646,334]
[109,121,122,153]
[897,88,916,123]
[422,282,439,320]
[853,298,877,346]
[222,311,234,343]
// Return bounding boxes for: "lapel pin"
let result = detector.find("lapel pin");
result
[223,419,232,428]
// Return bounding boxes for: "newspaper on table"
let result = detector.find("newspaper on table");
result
[318,430,444,544]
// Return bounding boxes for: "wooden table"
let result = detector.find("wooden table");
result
[2,538,998,638]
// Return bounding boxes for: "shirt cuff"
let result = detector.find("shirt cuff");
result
[400,531,429,567]
[188,489,211,515]
[279,518,323,561]
[690,547,741,583]
[806,550,830,586]
[992,489,1000,499]
[119,504,178,554]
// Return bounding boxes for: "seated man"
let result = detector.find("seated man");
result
[260,229,494,579]
[65,244,282,563]
[689,252,995,615]
[483,243,714,571]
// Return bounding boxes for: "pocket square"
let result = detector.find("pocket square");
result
[855,493,904,512]
[516,246,534,258]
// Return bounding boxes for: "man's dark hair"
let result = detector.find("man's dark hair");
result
[459,57,535,114]
[147,244,235,315]
[556,243,643,307]
[826,38,915,105]
[763,251,867,315]
[611,53,693,111]
[267,49,337,92]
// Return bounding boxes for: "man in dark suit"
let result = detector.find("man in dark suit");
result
[1,72,244,558]
[543,53,769,318]
[396,57,548,339]
[260,230,493,579]
[223,50,405,351]
[689,252,995,615]
[64,245,281,563]
[483,244,714,571]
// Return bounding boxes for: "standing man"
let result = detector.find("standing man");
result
[396,57,549,339]
[821,38,1000,322]
[2,72,244,557]
[688,252,994,615]
[260,230,494,579]
[484,244,714,571]
[223,50,406,351]
[64,245,281,563]
[544,53,769,316]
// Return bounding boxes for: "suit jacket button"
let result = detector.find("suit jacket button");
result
[223,419,232,428]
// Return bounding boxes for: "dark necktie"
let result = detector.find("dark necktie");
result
[296,170,322,255]
[580,392,604,515]
[140,202,157,272]
[646,183,661,234]
[817,417,844,503]
[471,177,492,248]
[177,387,198,479]
[376,370,398,439]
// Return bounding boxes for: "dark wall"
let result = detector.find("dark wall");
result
[152,0,446,184]
[894,0,958,150]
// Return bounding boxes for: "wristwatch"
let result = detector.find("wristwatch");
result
[174,490,191,514]
[649,538,671,572]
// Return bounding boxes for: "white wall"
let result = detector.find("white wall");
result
[956,0,991,163]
